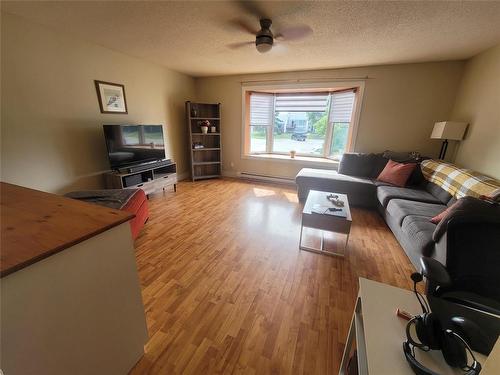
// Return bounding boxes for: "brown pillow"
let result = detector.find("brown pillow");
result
[376,160,416,187]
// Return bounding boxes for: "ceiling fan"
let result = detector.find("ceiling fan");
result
[227,2,313,53]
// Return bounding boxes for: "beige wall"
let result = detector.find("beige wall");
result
[195,62,464,179]
[451,44,500,179]
[1,13,195,193]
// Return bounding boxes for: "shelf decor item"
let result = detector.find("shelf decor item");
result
[94,80,128,114]
[200,120,210,134]
[186,102,222,181]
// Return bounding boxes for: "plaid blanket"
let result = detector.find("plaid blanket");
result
[420,159,500,199]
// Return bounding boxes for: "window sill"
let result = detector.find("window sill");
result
[242,153,339,168]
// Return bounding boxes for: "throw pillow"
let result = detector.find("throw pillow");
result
[407,162,426,187]
[430,200,459,224]
[432,196,500,242]
[376,160,416,187]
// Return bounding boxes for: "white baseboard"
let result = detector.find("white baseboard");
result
[222,170,296,186]
[221,170,238,178]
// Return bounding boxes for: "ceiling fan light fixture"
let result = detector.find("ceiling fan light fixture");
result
[256,42,272,53]
[256,35,273,53]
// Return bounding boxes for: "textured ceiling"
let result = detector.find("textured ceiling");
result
[3,1,500,77]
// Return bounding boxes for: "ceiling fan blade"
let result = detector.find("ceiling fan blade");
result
[229,18,259,35]
[227,41,255,50]
[275,25,313,41]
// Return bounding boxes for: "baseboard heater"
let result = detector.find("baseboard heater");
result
[237,172,296,185]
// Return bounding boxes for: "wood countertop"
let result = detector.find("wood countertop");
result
[0,182,134,277]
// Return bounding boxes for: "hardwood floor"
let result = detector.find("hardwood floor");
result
[130,178,417,375]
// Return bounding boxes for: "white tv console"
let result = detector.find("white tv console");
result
[104,161,177,195]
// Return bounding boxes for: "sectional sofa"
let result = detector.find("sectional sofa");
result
[296,153,500,297]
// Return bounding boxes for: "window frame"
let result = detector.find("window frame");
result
[241,81,365,160]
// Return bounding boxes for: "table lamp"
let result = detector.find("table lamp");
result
[430,121,468,160]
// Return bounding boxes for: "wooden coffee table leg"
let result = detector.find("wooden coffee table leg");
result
[299,223,304,249]
[346,233,350,253]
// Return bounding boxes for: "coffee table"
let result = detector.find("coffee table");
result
[299,190,352,257]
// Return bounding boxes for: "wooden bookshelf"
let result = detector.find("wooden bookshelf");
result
[186,102,222,181]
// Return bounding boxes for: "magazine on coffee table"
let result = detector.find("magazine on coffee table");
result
[311,204,347,218]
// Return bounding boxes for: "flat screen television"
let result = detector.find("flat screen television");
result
[103,124,166,169]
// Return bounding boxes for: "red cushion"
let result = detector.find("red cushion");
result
[129,201,149,239]
[430,201,458,224]
[122,190,148,240]
[122,189,147,213]
[376,160,416,187]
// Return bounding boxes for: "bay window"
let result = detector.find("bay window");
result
[244,87,360,160]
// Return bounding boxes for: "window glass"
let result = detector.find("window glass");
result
[272,111,327,155]
[250,126,267,153]
[273,93,329,155]
[330,123,350,159]
[246,89,357,158]
[329,91,355,158]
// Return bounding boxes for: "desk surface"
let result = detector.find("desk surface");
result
[0,182,133,277]
[359,278,486,374]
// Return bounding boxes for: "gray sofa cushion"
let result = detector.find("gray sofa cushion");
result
[425,181,453,204]
[296,167,338,180]
[401,215,437,256]
[377,186,443,207]
[295,168,375,206]
[370,154,389,178]
[386,199,445,226]
[407,163,426,186]
[382,150,420,162]
[338,153,376,177]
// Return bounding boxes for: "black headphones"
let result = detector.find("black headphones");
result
[403,272,482,375]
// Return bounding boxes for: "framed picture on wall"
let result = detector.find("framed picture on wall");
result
[94,80,128,114]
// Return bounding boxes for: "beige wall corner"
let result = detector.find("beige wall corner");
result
[451,43,500,179]
[194,61,464,179]
[1,12,195,193]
